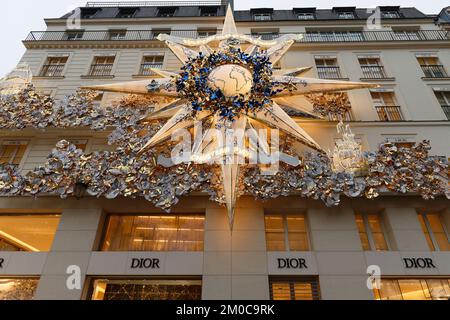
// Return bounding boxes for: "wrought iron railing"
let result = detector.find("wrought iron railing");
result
[375,106,404,121]
[138,63,163,75]
[420,65,448,78]
[360,66,387,79]
[24,30,450,43]
[39,64,65,77]
[88,64,114,76]
[442,105,450,120]
[85,1,228,7]
[317,66,343,79]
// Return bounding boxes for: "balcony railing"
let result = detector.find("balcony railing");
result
[375,106,404,121]
[420,65,448,78]
[138,63,163,76]
[317,66,343,79]
[85,1,228,7]
[39,64,65,77]
[442,105,450,120]
[24,30,450,43]
[88,64,114,77]
[360,66,387,79]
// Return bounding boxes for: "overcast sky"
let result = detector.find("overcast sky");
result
[1,0,448,77]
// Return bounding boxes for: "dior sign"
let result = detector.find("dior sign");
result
[130,258,161,270]
[403,258,436,269]
[277,258,308,269]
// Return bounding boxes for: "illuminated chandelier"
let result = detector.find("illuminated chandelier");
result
[83,6,378,224]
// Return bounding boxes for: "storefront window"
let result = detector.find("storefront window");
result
[269,277,320,300]
[265,214,310,251]
[0,278,39,300]
[90,278,202,300]
[374,279,450,300]
[0,215,61,251]
[101,215,204,251]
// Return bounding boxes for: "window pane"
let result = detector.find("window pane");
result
[286,216,306,232]
[417,214,435,251]
[265,216,285,251]
[101,215,204,251]
[271,282,291,300]
[266,233,285,251]
[0,279,39,300]
[288,232,309,251]
[426,279,450,300]
[0,215,60,251]
[398,280,430,300]
[294,283,313,300]
[91,279,202,300]
[367,215,389,250]
[376,279,403,300]
[355,213,371,250]
[425,213,450,250]
[270,278,320,300]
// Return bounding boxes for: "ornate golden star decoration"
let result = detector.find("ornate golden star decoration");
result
[83,5,378,226]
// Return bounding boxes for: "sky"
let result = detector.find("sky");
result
[0,0,448,77]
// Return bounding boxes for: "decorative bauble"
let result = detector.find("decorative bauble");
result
[207,64,253,98]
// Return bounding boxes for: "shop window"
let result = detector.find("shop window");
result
[418,212,450,251]
[90,278,202,300]
[0,278,39,300]
[269,277,320,300]
[355,212,390,251]
[374,278,450,300]
[0,141,28,166]
[265,214,310,251]
[101,215,205,251]
[0,215,60,251]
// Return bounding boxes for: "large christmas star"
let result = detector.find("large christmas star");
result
[83,6,377,226]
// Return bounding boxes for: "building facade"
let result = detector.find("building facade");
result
[0,1,449,300]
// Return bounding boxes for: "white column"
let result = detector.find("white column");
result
[34,208,102,300]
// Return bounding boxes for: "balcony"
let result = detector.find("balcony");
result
[138,63,163,76]
[442,105,450,120]
[24,30,450,44]
[87,64,114,77]
[39,64,65,77]
[360,66,388,79]
[420,65,448,78]
[375,106,404,121]
[316,66,343,79]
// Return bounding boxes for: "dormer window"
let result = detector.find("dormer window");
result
[333,7,356,19]
[298,13,315,20]
[157,7,177,17]
[338,12,355,19]
[117,8,137,18]
[294,8,316,20]
[380,7,402,18]
[200,6,219,17]
[253,13,272,21]
[251,8,273,21]
[81,8,100,19]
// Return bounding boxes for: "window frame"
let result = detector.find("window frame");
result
[269,276,321,300]
[265,213,311,252]
[355,212,391,251]
[417,212,450,251]
[0,140,29,167]
[99,213,206,252]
